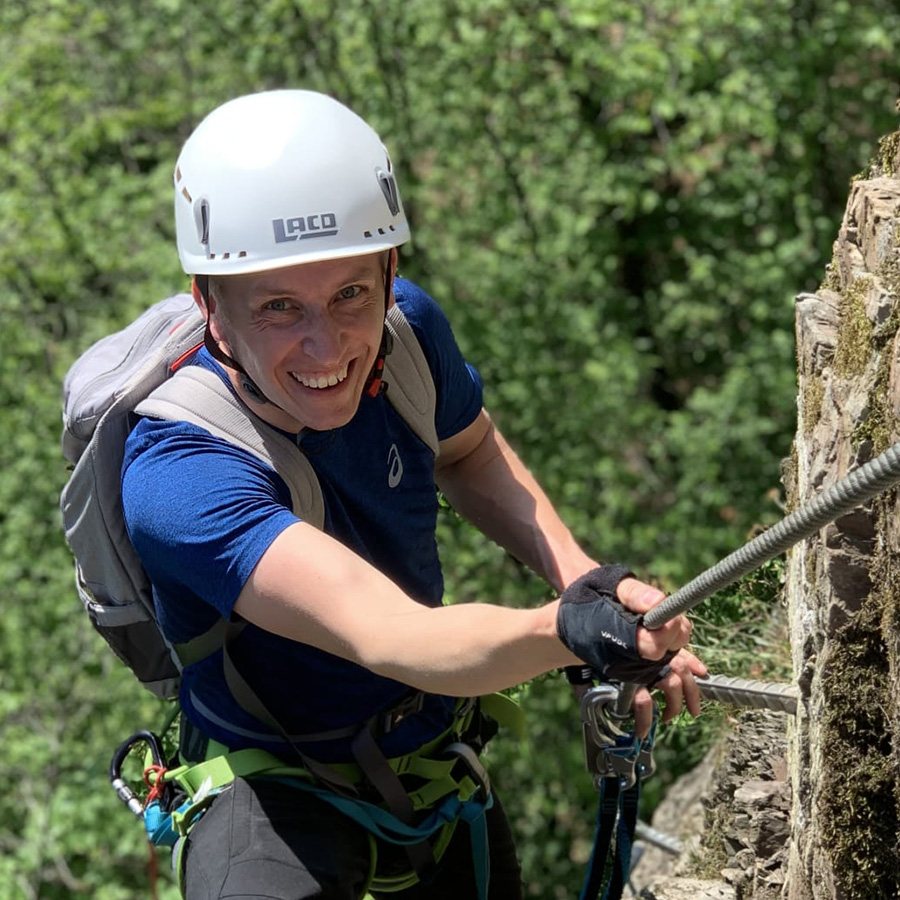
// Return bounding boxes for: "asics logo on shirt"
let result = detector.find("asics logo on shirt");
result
[387,444,404,488]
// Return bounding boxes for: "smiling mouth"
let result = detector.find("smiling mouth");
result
[289,363,350,390]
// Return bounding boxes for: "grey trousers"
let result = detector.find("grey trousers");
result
[182,776,524,900]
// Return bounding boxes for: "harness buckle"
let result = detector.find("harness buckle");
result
[442,741,491,801]
[378,691,425,736]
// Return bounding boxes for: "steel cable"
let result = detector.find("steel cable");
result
[615,440,900,716]
[697,674,798,715]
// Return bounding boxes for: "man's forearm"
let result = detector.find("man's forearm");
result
[372,600,580,694]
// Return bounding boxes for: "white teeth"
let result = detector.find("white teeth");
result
[292,366,348,389]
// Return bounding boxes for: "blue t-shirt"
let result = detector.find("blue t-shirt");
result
[121,278,483,761]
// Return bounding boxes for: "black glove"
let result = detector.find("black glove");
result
[557,566,675,685]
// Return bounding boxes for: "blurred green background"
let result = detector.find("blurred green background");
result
[2,0,897,896]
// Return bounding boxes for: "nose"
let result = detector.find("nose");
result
[300,309,343,362]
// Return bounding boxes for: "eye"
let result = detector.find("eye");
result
[336,285,363,301]
[264,298,290,312]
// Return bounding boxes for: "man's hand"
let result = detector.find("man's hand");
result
[615,574,707,735]
[615,575,706,732]
[557,567,708,737]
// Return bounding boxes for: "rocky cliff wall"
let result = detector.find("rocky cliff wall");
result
[784,127,900,899]
[635,120,900,900]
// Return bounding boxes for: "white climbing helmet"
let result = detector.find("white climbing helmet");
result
[173,90,410,276]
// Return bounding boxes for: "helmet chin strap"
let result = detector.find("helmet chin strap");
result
[201,327,270,405]
[364,258,395,397]
[196,261,395,409]
[365,323,394,398]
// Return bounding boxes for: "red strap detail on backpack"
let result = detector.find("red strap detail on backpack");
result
[169,342,204,373]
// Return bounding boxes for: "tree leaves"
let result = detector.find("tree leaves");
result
[2,0,898,895]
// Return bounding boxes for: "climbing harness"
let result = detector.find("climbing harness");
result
[109,693,523,900]
[111,732,483,897]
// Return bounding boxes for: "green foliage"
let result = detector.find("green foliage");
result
[2,0,897,895]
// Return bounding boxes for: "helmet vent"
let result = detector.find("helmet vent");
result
[364,224,397,239]
[205,250,248,260]
[376,168,400,216]
[175,167,192,201]
[194,198,211,258]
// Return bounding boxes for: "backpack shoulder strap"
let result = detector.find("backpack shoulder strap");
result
[136,367,325,529]
[383,304,439,457]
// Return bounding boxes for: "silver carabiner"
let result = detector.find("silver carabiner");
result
[579,684,642,789]
[580,684,629,748]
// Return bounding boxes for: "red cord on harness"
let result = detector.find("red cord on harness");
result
[141,764,167,900]
[143,764,168,808]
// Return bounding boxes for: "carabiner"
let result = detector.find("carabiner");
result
[580,684,629,749]
[109,730,168,818]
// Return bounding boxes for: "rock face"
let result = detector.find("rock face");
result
[784,136,900,897]
[634,712,791,900]
[637,125,900,900]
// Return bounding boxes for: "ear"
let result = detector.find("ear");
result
[386,248,398,310]
[191,276,213,319]
[192,276,229,348]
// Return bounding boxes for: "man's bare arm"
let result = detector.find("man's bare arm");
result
[434,408,706,728]
[233,519,692,699]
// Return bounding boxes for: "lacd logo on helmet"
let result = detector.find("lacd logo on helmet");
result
[272,213,339,243]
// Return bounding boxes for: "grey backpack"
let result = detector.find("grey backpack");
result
[60,293,438,700]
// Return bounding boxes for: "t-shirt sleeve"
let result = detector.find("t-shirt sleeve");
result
[393,279,484,441]
[121,419,298,619]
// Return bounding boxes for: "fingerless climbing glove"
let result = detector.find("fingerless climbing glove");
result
[557,565,674,685]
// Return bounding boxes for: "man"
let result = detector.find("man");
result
[121,90,705,900]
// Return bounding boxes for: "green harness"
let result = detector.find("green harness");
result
[123,693,524,898]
